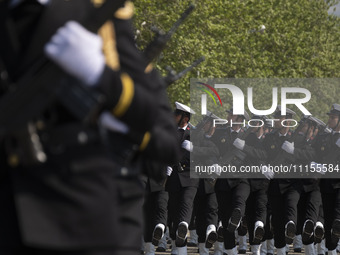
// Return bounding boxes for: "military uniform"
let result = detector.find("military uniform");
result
[166,102,198,255]
[142,172,169,245]
[293,132,322,246]
[213,125,250,254]
[190,123,220,252]
[167,124,199,241]
[0,1,178,254]
[311,105,340,252]
[292,105,340,253]
[313,135,340,252]
[243,132,269,246]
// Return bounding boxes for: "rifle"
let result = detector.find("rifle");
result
[143,3,195,63]
[0,1,125,135]
[163,56,205,87]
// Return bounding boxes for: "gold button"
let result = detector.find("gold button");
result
[8,154,19,167]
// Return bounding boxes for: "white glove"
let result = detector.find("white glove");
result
[210,164,222,176]
[336,138,340,148]
[261,165,274,180]
[281,141,294,155]
[233,138,245,150]
[310,162,327,175]
[45,21,105,86]
[98,111,129,134]
[166,166,173,176]
[182,140,193,152]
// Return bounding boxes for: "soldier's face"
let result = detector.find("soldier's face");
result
[232,115,243,122]
[274,116,286,129]
[250,121,261,132]
[256,126,264,137]
[203,121,212,133]
[301,123,309,134]
[306,126,315,140]
[227,113,233,122]
[328,114,340,130]
[174,114,188,127]
[174,114,181,125]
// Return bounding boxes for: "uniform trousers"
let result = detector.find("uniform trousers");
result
[263,204,274,241]
[216,182,250,249]
[143,190,169,242]
[168,186,197,244]
[245,189,268,245]
[296,190,322,245]
[194,190,218,243]
[268,183,301,249]
[321,190,340,251]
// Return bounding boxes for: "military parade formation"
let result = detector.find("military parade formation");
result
[0,1,339,255]
[142,102,340,255]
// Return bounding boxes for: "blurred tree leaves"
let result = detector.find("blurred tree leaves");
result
[133,0,340,119]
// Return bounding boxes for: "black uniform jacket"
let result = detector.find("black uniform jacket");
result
[167,125,199,192]
[0,0,178,249]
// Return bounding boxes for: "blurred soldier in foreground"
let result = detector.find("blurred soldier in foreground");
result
[0,1,178,254]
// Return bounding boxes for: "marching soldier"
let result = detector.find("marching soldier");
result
[191,111,220,255]
[142,168,169,255]
[212,108,251,255]
[285,104,340,255]
[282,116,325,254]
[312,104,340,255]
[166,102,198,255]
[0,1,179,254]
[241,115,270,255]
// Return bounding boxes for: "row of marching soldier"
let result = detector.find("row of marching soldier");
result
[143,102,340,255]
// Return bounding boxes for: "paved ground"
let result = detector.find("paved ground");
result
[154,243,306,254]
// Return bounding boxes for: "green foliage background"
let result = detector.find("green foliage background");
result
[133,0,340,122]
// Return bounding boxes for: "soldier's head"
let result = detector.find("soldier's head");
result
[300,116,326,140]
[273,105,296,130]
[202,111,219,136]
[326,104,340,131]
[251,115,268,137]
[226,108,234,122]
[226,108,250,129]
[301,121,315,140]
[174,102,195,128]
